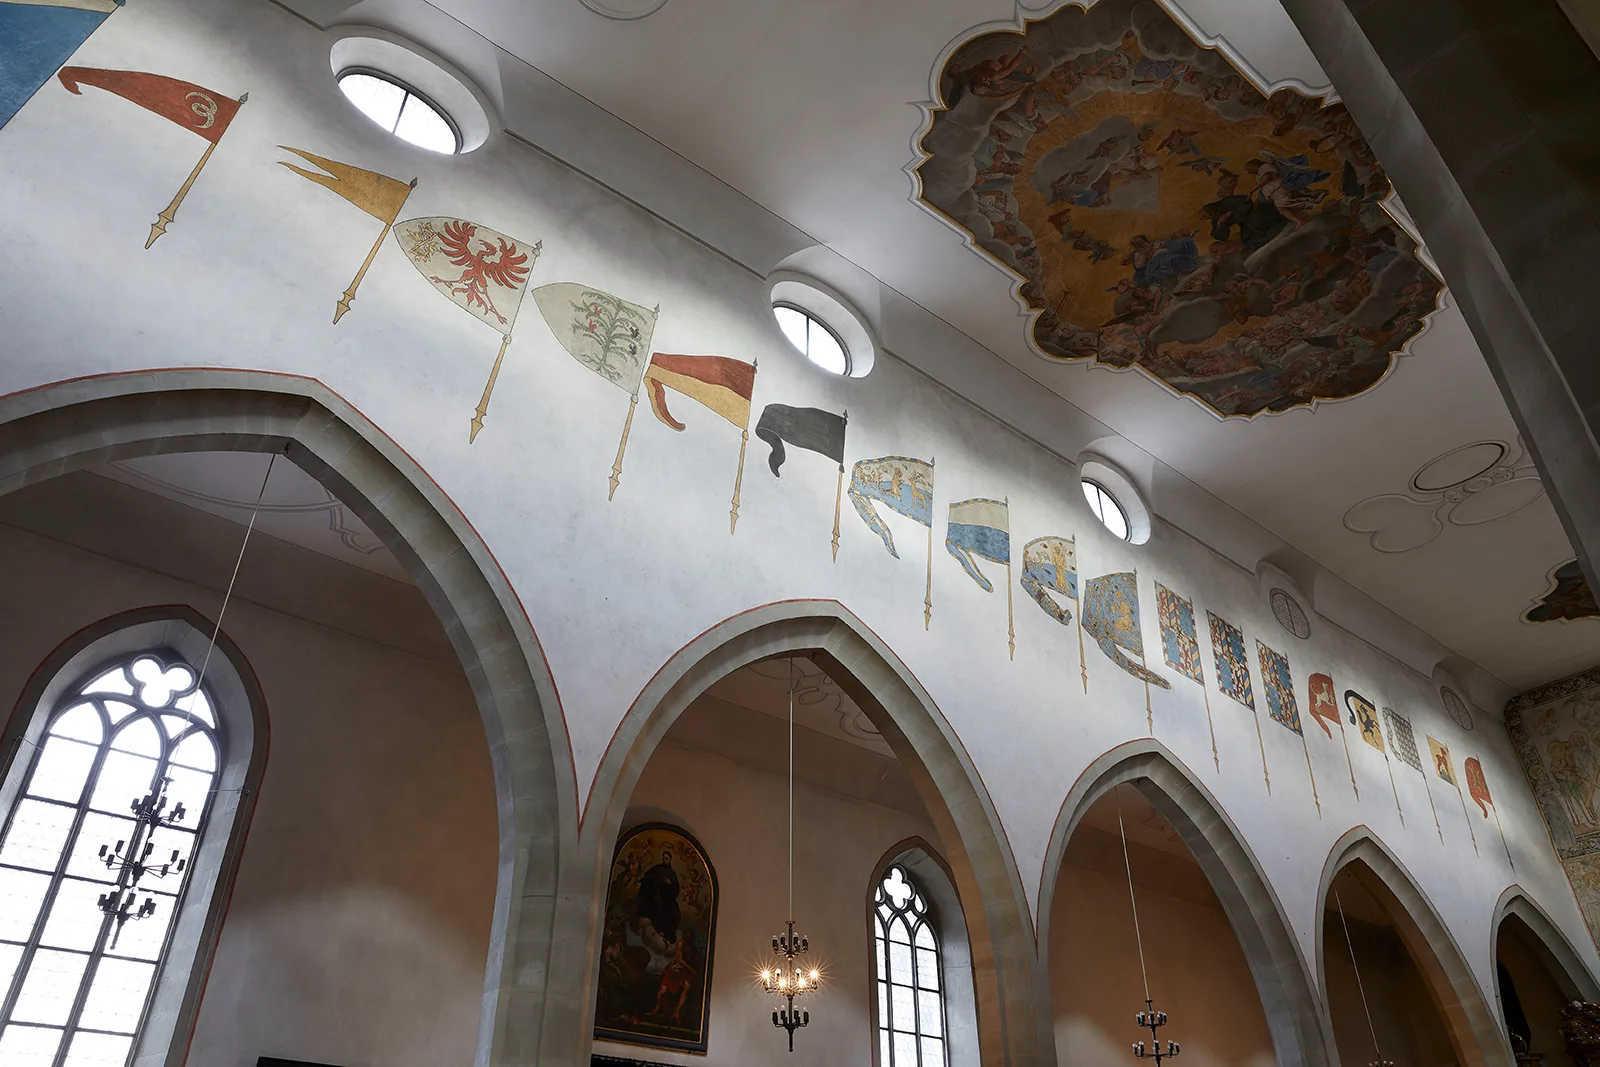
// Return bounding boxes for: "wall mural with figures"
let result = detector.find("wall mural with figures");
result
[914,0,1443,418]
[0,1,1592,1052]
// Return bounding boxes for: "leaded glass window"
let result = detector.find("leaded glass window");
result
[874,865,946,1067]
[0,654,219,1067]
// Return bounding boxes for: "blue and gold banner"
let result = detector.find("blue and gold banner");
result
[1083,572,1168,689]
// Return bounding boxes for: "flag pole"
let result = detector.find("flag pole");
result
[1423,779,1443,844]
[832,411,847,562]
[470,334,511,442]
[1384,753,1405,827]
[730,427,749,534]
[1252,704,1271,795]
[1299,728,1321,817]
[1492,805,1515,872]
[610,394,638,501]
[1202,682,1218,772]
[1455,782,1478,855]
[1340,715,1360,801]
[1005,498,1015,661]
[924,458,934,631]
[334,177,415,324]
[148,93,246,249]
[1077,607,1088,694]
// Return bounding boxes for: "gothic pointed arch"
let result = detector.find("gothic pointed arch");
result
[581,601,1048,1067]
[1035,739,1331,1067]
[1492,887,1600,1004]
[1317,828,1510,1067]
[0,370,576,1067]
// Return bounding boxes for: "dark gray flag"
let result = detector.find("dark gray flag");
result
[754,404,847,476]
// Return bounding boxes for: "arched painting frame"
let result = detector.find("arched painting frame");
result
[595,822,720,1054]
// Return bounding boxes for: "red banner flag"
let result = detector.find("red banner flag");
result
[1465,757,1492,816]
[58,66,242,143]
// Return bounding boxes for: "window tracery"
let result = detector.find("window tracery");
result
[0,653,219,1067]
[873,865,947,1067]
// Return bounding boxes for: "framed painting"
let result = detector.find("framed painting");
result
[594,822,719,1054]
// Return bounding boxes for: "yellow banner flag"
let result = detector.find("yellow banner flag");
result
[278,146,415,323]
[278,146,413,223]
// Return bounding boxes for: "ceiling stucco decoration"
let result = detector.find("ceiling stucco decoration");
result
[1343,439,1544,553]
[914,0,1443,418]
[1524,560,1600,625]
[578,0,669,20]
[744,659,887,749]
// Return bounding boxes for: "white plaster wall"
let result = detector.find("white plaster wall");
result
[597,736,941,1067]
[0,0,1595,1043]
[0,519,498,1067]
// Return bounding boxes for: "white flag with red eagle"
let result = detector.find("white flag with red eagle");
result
[394,216,540,336]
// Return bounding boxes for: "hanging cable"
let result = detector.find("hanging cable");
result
[1116,784,1151,1001]
[788,656,795,922]
[194,452,276,696]
[1335,887,1385,1065]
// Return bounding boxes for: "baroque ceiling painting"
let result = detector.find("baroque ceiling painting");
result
[916,0,1443,418]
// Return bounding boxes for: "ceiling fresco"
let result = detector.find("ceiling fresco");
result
[915,0,1444,419]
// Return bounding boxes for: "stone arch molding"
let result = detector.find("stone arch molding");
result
[579,601,1050,1067]
[0,370,577,1067]
[1035,740,1332,1067]
[1491,886,1600,1004]
[1317,828,1511,1067]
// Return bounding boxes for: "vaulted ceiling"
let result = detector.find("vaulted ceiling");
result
[282,0,1596,694]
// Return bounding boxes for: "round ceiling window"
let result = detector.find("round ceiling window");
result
[1082,479,1130,541]
[773,302,850,376]
[337,70,460,154]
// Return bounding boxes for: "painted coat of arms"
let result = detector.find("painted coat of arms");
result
[595,823,719,1053]
[916,0,1442,418]
[1207,611,1253,708]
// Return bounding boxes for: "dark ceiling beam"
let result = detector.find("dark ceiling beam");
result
[1276,0,1600,598]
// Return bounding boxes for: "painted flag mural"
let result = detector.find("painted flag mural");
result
[531,283,658,496]
[945,498,1010,592]
[1207,612,1254,710]
[533,283,656,392]
[633,353,759,532]
[58,66,246,247]
[1465,757,1493,817]
[1257,641,1301,734]
[1347,690,1384,752]
[1020,536,1077,625]
[396,217,539,441]
[1083,572,1169,691]
[1156,582,1218,770]
[279,146,415,324]
[1430,735,1479,854]
[946,498,1015,658]
[1387,707,1442,840]
[754,404,849,558]
[1155,583,1203,684]
[0,0,121,130]
[849,456,935,627]
[1310,672,1359,800]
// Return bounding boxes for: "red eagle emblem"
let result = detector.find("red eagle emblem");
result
[428,220,531,326]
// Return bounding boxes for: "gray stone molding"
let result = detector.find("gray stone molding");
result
[1491,886,1600,1004]
[1318,828,1512,1067]
[0,606,268,1067]
[1033,740,1332,1067]
[574,601,1048,1067]
[0,370,576,1067]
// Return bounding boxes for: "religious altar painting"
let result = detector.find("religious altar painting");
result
[915,0,1443,418]
[1507,666,1600,949]
[1524,559,1600,624]
[595,822,719,1054]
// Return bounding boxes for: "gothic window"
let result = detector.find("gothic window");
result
[873,865,947,1067]
[0,653,220,1067]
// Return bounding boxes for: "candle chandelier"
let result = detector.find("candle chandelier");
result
[97,775,190,948]
[1115,785,1181,1065]
[760,660,820,1051]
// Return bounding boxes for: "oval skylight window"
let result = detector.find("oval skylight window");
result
[337,70,460,154]
[773,303,850,376]
[1082,478,1130,541]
